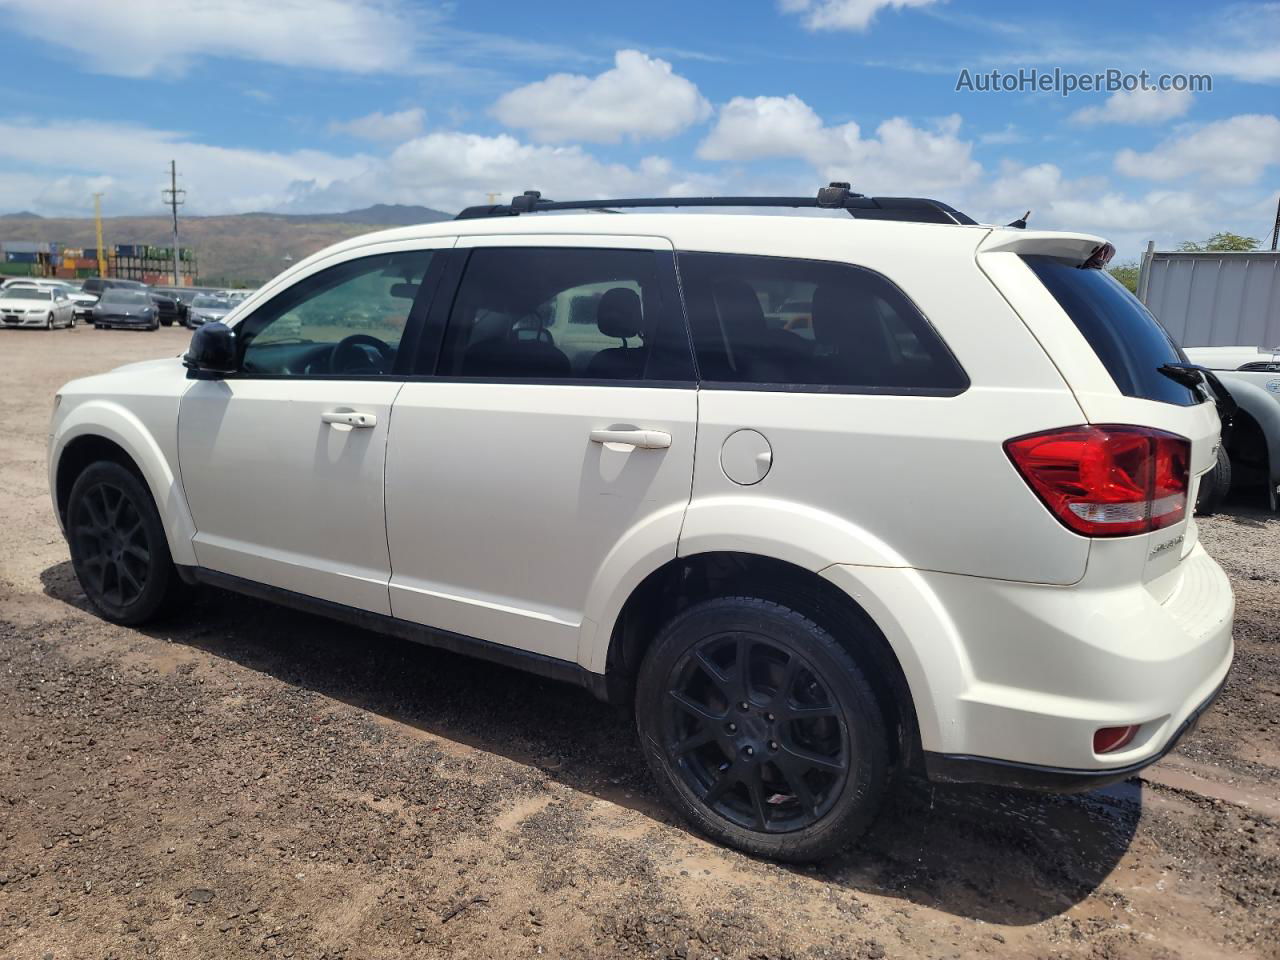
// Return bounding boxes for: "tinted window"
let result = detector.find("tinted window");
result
[238,250,433,377]
[433,247,693,382]
[1023,255,1199,406]
[678,252,967,393]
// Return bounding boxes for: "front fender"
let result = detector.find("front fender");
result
[50,399,197,566]
[1219,374,1280,485]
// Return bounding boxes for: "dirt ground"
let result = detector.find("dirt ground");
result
[1,325,1277,960]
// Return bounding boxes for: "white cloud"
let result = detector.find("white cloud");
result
[1114,114,1280,185]
[697,95,981,192]
[491,50,711,144]
[330,108,426,142]
[779,0,940,31]
[0,0,417,76]
[1071,87,1193,126]
[0,119,375,216]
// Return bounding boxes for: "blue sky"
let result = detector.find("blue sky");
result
[0,0,1277,259]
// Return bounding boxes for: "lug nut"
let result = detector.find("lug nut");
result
[765,713,775,722]
[744,746,754,757]
[739,701,750,711]
[769,741,779,751]
[727,722,737,733]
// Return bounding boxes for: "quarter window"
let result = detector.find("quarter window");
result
[678,251,967,393]
[238,250,434,377]
[432,247,693,382]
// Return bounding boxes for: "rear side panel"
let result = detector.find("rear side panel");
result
[677,221,1092,585]
[978,230,1221,598]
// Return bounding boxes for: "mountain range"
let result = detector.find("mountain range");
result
[0,204,454,285]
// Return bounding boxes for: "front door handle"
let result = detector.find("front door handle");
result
[321,410,377,429]
[589,428,671,450]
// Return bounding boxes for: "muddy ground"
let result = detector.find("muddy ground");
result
[1,325,1277,960]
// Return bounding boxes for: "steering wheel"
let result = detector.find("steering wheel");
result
[331,334,394,374]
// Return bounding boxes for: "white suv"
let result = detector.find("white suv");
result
[48,188,1234,861]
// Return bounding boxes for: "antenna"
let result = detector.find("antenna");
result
[161,160,186,286]
[1271,195,1279,252]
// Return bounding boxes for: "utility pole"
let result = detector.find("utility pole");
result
[162,160,185,286]
[92,193,107,278]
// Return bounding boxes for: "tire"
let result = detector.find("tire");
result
[1196,443,1232,516]
[66,461,180,625]
[45,313,53,330]
[636,597,889,862]
[161,318,173,327]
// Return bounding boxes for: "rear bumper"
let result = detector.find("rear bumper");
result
[823,541,1234,780]
[923,674,1225,791]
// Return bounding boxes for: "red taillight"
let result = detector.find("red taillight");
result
[1093,724,1140,754]
[1005,425,1190,537]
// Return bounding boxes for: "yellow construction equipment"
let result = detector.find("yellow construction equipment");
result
[93,193,107,278]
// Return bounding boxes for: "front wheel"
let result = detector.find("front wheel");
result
[45,313,53,329]
[66,461,180,624]
[636,597,889,862]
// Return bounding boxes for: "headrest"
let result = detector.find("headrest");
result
[597,287,643,340]
[712,280,766,335]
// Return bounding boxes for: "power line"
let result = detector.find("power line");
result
[161,160,186,286]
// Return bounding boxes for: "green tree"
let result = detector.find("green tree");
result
[1178,232,1261,252]
[1108,262,1140,293]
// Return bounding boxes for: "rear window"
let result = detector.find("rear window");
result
[1023,255,1199,406]
[678,252,968,394]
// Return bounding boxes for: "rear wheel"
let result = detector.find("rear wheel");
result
[1195,443,1232,516]
[66,461,180,624]
[636,597,888,862]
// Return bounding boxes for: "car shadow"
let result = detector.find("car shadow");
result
[40,559,1138,926]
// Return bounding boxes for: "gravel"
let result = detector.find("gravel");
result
[1,326,1277,959]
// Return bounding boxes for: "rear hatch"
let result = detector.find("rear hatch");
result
[977,230,1221,596]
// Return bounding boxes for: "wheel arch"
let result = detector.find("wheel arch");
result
[1219,376,1280,490]
[51,405,197,566]
[598,550,926,772]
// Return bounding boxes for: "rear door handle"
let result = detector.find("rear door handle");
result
[589,428,671,450]
[321,410,377,429]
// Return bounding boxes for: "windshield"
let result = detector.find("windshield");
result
[1,288,51,300]
[102,291,150,305]
[193,295,227,308]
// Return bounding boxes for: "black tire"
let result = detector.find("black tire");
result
[161,318,173,327]
[45,313,53,330]
[66,461,179,625]
[636,597,889,862]
[1196,443,1232,516]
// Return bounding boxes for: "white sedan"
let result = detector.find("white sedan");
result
[0,287,76,329]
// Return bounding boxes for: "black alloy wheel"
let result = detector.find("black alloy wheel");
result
[665,631,848,833]
[67,461,178,624]
[637,597,888,861]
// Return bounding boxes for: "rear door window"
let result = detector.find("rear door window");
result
[677,251,967,393]
[431,247,694,382]
[1022,255,1200,406]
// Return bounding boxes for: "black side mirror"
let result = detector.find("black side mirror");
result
[184,321,237,379]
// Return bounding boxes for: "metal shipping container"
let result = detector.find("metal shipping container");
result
[1139,249,1280,348]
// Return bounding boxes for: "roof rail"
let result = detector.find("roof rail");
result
[455,184,977,226]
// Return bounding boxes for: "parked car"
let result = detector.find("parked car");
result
[0,286,76,328]
[1183,346,1280,511]
[147,290,182,327]
[91,289,158,330]
[186,293,233,327]
[4,279,91,315]
[48,189,1235,861]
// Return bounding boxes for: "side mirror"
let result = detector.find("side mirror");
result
[183,321,237,379]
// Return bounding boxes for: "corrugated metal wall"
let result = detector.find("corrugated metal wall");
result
[1139,251,1280,348]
